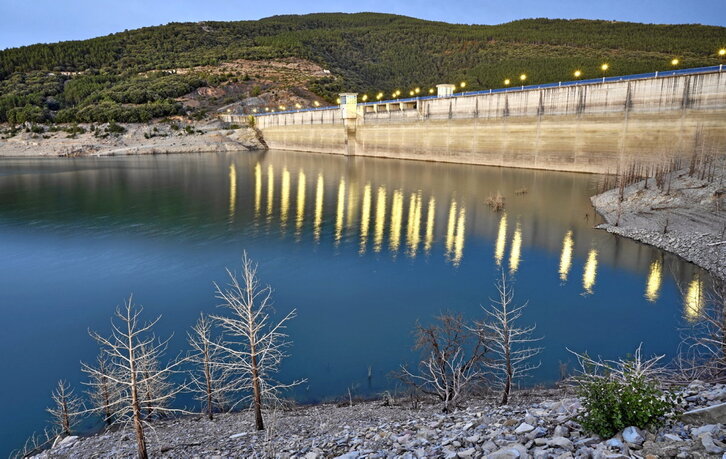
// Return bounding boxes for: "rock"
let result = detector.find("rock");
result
[487,446,521,459]
[57,436,79,447]
[305,453,321,459]
[229,433,247,439]
[465,434,482,444]
[700,433,724,454]
[554,425,569,437]
[663,433,684,442]
[681,402,726,424]
[524,414,537,425]
[526,427,548,440]
[691,424,720,437]
[604,438,624,450]
[515,423,535,434]
[622,426,644,446]
[549,436,574,451]
[334,453,360,459]
[458,447,477,458]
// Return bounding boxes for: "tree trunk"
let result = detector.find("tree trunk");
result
[251,352,264,430]
[204,357,214,421]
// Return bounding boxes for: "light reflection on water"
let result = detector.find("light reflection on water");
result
[0,150,713,456]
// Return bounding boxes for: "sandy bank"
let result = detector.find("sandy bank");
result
[0,120,266,157]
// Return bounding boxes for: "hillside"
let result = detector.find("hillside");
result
[1,12,725,124]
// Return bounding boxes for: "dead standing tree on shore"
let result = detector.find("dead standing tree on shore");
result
[187,313,232,421]
[477,271,542,405]
[82,354,121,426]
[83,297,188,459]
[211,253,304,431]
[46,380,84,436]
[399,314,488,413]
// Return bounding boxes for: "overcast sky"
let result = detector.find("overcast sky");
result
[1,0,724,50]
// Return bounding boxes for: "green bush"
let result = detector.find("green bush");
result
[577,372,678,438]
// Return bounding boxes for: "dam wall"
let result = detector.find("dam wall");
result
[254,70,726,173]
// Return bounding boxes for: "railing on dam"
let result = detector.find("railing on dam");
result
[253,65,725,118]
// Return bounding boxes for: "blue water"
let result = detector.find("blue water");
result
[0,151,708,455]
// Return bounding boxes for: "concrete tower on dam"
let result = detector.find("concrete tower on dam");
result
[250,69,726,174]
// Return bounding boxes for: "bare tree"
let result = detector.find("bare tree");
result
[399,314,487,412]
[477,271,542,405]
[569,344,666,384]
[211,253,304,430]
[187,313,231,420]
[82,297,188,459]
[46,380,84,436]
[82,354,121,426]
[678,280,726,383]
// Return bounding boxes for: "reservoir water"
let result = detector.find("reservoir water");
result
[0,150,709,455]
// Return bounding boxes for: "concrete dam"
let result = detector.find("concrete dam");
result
[249,68,726,173]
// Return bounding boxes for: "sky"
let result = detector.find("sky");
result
[1,0,725,50]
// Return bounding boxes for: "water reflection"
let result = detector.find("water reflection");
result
[406,192,422,258]
[313,174,324,242]
[359,184,371,254]
[389,190,404,253]
[685,276,704,321]
[424,197,435,255]
[494,213,508,266]
[254,163,262,218]
[451,207,466,266]
[509,222,522,274]
[228,164,237,222]
[645,260,663,303]
[559,230,574,282]
[295,171,306,237]
[335,179,346,244]
[0,152,710,309]
[446,199,458,258]
[583,249,598,295]
[280,168,291,230]
[266,164,274,219]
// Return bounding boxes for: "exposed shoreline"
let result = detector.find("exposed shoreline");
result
[0,121,266,157]
[591,168,726,282]
[28,383,726,458]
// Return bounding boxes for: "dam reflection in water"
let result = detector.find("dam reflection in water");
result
[0,150,711,455]
[228,154,701,308]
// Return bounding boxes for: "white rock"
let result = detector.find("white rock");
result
[622,426,644,445]
[515,423,535,434]
[548,436,574,451]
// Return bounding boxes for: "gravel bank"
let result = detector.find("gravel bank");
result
[29,383,726,458]
[0,120,266,157]
[591,169,725,281]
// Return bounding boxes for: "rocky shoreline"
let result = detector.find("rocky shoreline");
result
[0,120,266,157]
[30,383,726,458]
[591,169,726,281]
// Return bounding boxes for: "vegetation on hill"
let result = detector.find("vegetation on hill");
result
[1,13,724,123]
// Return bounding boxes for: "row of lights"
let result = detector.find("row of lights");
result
[253,52,726,112]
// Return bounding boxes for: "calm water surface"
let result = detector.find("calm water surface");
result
[0,150,709,454]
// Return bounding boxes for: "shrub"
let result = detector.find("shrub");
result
[578,372,678,438]
[573,346,680,439]
[106,120,126,134]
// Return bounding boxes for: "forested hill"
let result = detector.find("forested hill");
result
[1,12,725,124]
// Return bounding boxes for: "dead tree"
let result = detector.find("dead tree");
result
[83,297,188,459]
[678,280,726,383]
[477,271,542,405]
[188,313,231,420]
[399,314,487,412]
[46,380,84,436]
[211,253,304,431]
[82,354,121,426]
